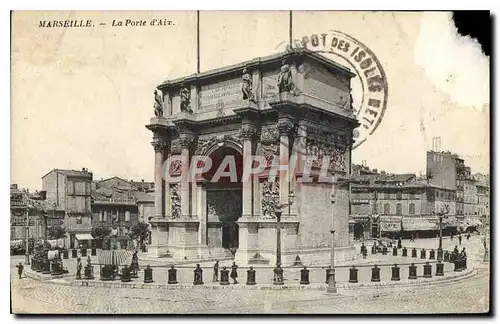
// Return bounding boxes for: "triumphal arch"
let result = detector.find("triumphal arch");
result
[146,48,359,265]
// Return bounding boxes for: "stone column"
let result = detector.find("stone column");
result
[163,147,171,217]
[178,134,194,218]
[197,184,207,245]
[277,117,295,212]
[152,136,166,218]
[290,122,307,217]
[240,123,257,218]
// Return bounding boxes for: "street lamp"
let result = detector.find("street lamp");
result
[327,188,337,293]
[436,204,450,261]
[24,203,33,265]
[272,190,295,285]
[327,179,349,294]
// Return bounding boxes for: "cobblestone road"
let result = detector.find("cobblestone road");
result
[11,236,490,314]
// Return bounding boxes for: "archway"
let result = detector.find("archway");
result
[203,145,243,254]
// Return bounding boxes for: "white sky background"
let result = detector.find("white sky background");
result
[10,11,490,189]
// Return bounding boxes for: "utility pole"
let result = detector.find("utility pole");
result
[24,205,30,265]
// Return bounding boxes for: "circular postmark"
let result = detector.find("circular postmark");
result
[286,30,389,149]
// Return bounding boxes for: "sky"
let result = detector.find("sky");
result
[11,11,490,190]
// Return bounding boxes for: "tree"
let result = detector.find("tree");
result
[47,225,66,240]
[91,224,112,249]
[128,222,150,249]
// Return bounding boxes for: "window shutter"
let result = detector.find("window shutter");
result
[125,211,130,222]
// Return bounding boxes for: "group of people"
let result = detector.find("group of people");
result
[212,261,239,284]
[451,245,467,265]
[76,255,93,279]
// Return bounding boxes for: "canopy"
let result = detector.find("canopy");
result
[75,233,94,240]
[98,250,132,266]
[402,219,438,231]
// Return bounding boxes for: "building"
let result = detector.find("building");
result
[10,184,48,242]
[145,49,358,264]
[41,168,93,249]
[349,166,457,239]
[475,172,490,227]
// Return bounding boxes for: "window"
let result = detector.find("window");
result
[103,211,108,222]
[76,216,82,224]
[409,203,415,215]
[384,203,391,215]
[125,211,130,222]
[396,203,402,215]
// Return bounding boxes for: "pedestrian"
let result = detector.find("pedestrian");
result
[230,261,238,284]
[397,237,402,249]
[16,262,24,279]
[213,261,219,282]
[76,257,82,280]
[451,232,454,240]
[467,232,471,241]
[458,234,462,245]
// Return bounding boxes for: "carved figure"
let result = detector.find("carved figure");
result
[171,184,181,218]
[277,60,294,93]
[241,68,255,101]
[180,85,192,113]
[154,90,163,117]
[261,181,280,217]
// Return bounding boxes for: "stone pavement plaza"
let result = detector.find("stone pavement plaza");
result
[11,235,490,314]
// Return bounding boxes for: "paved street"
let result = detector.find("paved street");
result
[11,235,490,314]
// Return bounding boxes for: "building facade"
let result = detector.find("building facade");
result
[10,185,48,241]
[41,168,93,249]
[146,49,359,264]
[350,167,456,239]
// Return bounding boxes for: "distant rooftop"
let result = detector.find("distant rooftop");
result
[42,168,93,179]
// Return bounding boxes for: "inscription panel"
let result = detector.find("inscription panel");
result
[261,71,280,100]
[199,79,241,110]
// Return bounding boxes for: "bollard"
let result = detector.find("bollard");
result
[429,249,435,260]
[91,248,97,256]
[325,267,331,284]
[42,260,51,274]
[463,256,468,270]
[168,265,178,284]
[436,260,444,276]
[382,246,388,255]
[220,266,230,285]
[411,248,417,258]
[349,266,358,283]
[454,259,462,272]
[63,250,69,259]
[84,265,94,280]
[81,249,87,257]
[371,265,381,282]
[420,248,426,259]
[392,247,398,256]
[144,265,153,283]
[402,247,407,257]
[423,262,432,278]
[193,265,204,285]
[391,264,401,281]
[300,266,310,285]
[273,265,284,285]
[121,266,131,282]
[408,263,417,279]
[72,249,78,258]
[246,266,256,285]
[444,251,449,262]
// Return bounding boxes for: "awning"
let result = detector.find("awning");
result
[98,250,132,266]
[402,219,438,231]
[75,233,94,240]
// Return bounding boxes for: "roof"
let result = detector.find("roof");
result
[42,169,93,179]
[158,48,355,90]
[133,191,154,203]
